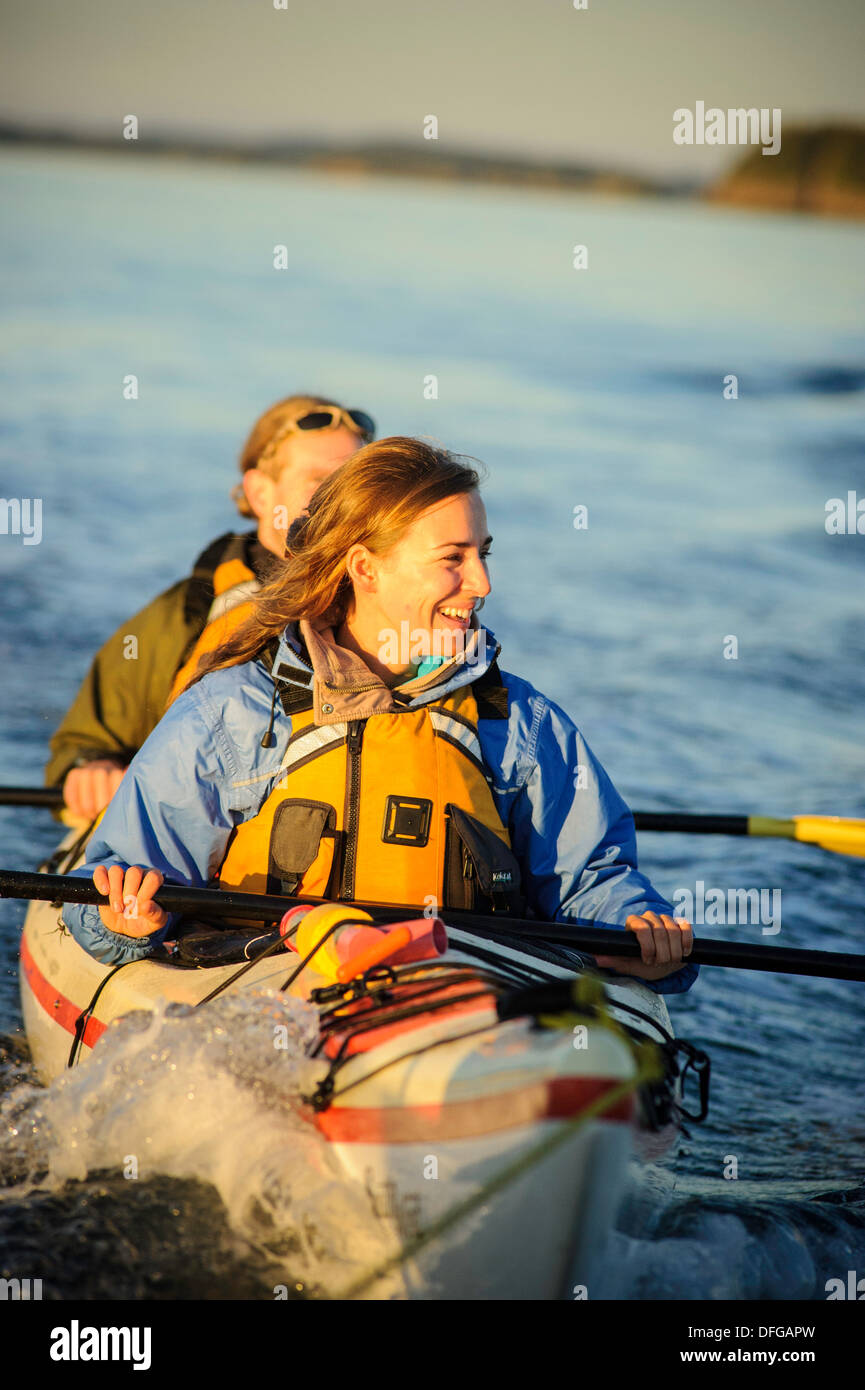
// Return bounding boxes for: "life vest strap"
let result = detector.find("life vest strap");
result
[260,640,509,723]
[472,660,509,720]
[183,531,256,628]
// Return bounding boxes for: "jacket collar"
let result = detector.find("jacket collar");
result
[270,619,500,726]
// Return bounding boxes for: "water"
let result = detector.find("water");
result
[1,146,864,1299]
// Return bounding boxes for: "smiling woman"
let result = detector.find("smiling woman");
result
[188,436,490,686]
[62,436,696,991]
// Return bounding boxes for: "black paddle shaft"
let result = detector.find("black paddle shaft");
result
[3,870,865,982]
[0,787,64,808]
[1,791,753,831]
[633,812,749,835]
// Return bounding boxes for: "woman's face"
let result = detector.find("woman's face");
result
[345,490,493,673]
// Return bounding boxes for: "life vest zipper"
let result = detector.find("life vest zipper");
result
[339,720,365,900]
[324,681,381,695]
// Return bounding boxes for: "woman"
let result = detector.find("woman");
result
[64,437,696,992]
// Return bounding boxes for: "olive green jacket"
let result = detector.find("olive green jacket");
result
[45,531,269,788]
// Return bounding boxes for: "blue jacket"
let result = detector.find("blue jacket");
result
[64,623,698,993]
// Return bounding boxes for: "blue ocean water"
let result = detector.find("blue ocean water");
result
[0,146,864,1299]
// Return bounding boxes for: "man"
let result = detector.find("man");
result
[47,394,375,817]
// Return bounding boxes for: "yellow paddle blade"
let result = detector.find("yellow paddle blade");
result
[746,814,865,857]
[794,815,865,858]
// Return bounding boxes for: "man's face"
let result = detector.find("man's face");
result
[245,425,361,555]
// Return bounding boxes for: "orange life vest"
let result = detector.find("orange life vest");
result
[168,552,259,706]
[217,664,523,916]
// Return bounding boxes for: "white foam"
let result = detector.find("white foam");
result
[2,990,411,1297]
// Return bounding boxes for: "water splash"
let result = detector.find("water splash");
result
[0,992,412,1298]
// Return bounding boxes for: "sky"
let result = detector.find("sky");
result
[1,0,864,179]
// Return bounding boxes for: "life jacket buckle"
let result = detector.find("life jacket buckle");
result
[381,795,433,847]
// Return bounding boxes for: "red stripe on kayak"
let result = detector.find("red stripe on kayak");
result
[19,932,106,1050]
[323,986,498,1060]
[314,1076,634,1144]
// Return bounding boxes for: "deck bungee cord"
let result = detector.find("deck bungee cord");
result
[302,960,704,1124]
[66,957,142,1069]
[214,902,707,1133]
[186,905,606,1114]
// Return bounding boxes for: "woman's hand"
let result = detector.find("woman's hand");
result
[593,912,693,981]
[93,864,168,938]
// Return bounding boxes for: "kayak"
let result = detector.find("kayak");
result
[19,832,705,1300]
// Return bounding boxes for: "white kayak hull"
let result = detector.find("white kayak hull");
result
[19,847,678,1299]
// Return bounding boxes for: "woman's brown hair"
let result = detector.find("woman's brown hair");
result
[195,436,483,683]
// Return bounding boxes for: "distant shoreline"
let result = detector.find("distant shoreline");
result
[0,126,686,200]
[2,123,863,220]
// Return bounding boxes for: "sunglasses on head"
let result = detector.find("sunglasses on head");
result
[259,407,375,465]
[296,407,375,438]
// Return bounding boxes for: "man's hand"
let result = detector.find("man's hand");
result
[93,864,168,937]
[63,759,127,819]
[593,912,694,981]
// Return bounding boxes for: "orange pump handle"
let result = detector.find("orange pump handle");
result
[336,925,413,983]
